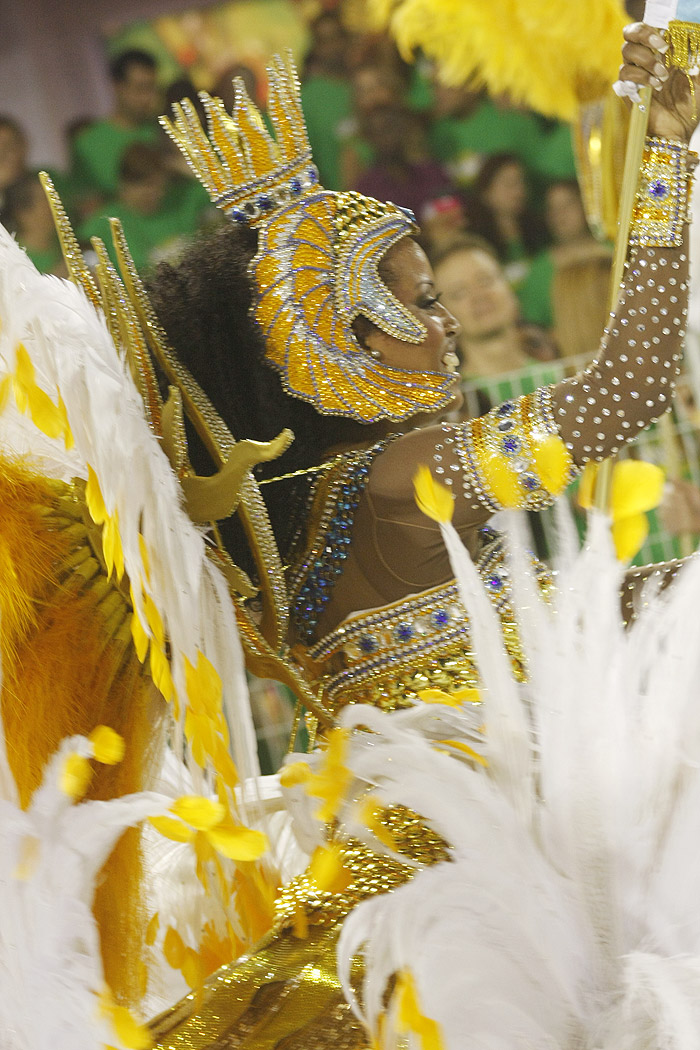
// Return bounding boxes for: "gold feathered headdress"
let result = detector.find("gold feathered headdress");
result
[160,56,457,424]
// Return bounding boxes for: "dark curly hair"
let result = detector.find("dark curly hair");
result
[147,222,389,570]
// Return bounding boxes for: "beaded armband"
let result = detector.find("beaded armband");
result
[629,137,698,248]
[456,387,578,513]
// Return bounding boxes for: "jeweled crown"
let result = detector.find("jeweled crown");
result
[161,55,457,424]
[161,56,318,226]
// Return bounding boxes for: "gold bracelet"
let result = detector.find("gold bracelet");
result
[629,136,697,248]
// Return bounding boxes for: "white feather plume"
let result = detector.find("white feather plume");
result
[0,717,170,1050]
[338,505,700,1050]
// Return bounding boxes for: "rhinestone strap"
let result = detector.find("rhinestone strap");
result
[290,438,393,644]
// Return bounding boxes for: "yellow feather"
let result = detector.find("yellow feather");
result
[609,460,665,519]
[371,0,626,120]
[611,514,650,563]
[413,465,454,523]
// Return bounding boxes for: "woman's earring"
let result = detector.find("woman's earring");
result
[369,349,382,361]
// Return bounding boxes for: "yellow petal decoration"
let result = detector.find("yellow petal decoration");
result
[85,464,107,524]
[609,460,665,520]
[138,533,151,583]
[577,462,598,510]
[99,988,153,1050]
[395,969,445,1050]
[303,727,353,823]
[185,650,223,718]
[578,459,665,562]
[130,607,149,663]
[413,465,454,524]
[60,753,92,800]
[207,822,268,862]
[438,739,489,768]
[109,1005,153,1050]
[308,843,353,893]
[163,926,186,970]
[149,815,196,844]
[0,374,11,412]
[417,687,481,708]
[12,343,73,447]
[479,454,524,509]
[279,760,312,788]
[149,644,174,703]
[145,912,160,947]
[611,515,650,564]
[531,436,571,497]
[359,797,399,852]
[89,725,125,765]
[171,796,226,831]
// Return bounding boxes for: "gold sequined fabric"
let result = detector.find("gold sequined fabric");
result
[151,925,371,1049]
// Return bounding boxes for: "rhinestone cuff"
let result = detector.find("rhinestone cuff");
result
[456,387,577,513]
[629,136,698,248]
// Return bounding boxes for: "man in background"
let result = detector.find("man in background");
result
[71,49,161,213]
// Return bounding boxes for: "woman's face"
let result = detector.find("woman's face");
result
[364,238,462,407]
[545,184,588,244]
[482,161,527,217]
[434,247,518,341]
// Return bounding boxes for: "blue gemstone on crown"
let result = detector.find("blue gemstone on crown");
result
[432,609,449,628]
[497,401,515,416]
[521,473,539,491]
[290,177,302,195]
[395,622,414,642]
[487,574,503,591]
[231,209,246,223]
[258,194,274,211]
[359,634,377,654]
[649,178,668,200]
[502,436,520,454]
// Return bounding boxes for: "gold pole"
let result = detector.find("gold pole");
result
[594,86,652,513]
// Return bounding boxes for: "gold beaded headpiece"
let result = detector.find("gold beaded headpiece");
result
[161,56,456,423]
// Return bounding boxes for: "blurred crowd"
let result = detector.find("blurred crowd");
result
[0,7,614,387]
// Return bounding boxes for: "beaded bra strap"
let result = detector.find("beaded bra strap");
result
[290,438,393,644]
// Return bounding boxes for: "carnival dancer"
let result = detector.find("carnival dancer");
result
[135,20,699,1048]
[0,17,694,1050]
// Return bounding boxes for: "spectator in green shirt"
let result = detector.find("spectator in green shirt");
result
[466,153,548,289]
[78,143,211,274]
[71,49,161,212]
[518,180,612,360]
[300,11,353,191]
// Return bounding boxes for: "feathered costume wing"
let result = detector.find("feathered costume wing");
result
[0,212,291,1018]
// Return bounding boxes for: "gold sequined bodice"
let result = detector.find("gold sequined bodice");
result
[305,535,548,717]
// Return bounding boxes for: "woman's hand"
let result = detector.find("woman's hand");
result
[620,22,700,142]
